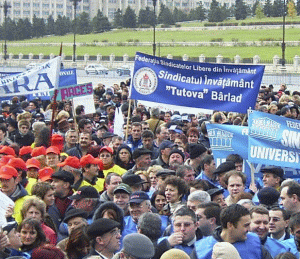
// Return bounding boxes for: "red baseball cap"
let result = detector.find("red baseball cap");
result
[99,146,114,154]
[46,146,60,155]
[0,155,15,167]
[38,167,54,182]
[0,146,16,157]
[31,147,46,157]
[80,154,99,168]
[57,156,81,169]
[8,158,27,171]
[51,134,64,151]
[0,165,18,179]
[26,158,40,169]
[19,146,33,156]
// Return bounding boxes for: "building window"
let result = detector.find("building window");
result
[14,10,20,15]
[23,3,30,7]
[14,2,20,7]
[42,3,49,8]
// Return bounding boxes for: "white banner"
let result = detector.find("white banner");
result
[0,57,61,97]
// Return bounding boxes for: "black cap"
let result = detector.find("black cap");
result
[261,166,284,179]
[132,148,152,160]
[169,149,185,161]
[102,132,115,139]
[113,183,132,195]
[69,186,99,200]
[156,169,175,178]
[87,218,120,238]
[159,140,174,151]
[3,221,18,233]
[52,170,74,185]
[123,174,144,187]
[207,188,224,199]
[129,191,150,204]
[213,161,236,175]
[188,144,207,159]
[63,208,88,223]
[257,187,280,206]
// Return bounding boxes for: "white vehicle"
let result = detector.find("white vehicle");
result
[116,65,131,76]
[26,62,38,70]
[85,64,109,75]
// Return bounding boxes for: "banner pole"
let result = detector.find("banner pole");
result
[125,99,132,142]
[72,99,79,138]
[49,89,58,146]
[249,162,255,186]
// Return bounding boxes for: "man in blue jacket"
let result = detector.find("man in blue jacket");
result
[190,204,272,259]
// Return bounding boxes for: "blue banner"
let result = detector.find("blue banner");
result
[131,52,265,113]
[0,68,77,101]
[248,111,300,172]
[206,123,262,187]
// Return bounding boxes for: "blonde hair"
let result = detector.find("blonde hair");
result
[56,110,70,121]
[21,196,46,220]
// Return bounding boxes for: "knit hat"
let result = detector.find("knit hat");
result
[188,143,207,159]
[212,242,241,259]
[69,186,99,200]
[169,149,185,161]
[257,187,280,206]
[123,233,155,259]
[63,208,88,223]
[160,249,190,259]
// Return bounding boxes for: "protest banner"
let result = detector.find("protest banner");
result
[206,123,263,187]
[50,82,93,101]
[0,68,77,101]
[130,52,265,113]
[72,95,95,115]
[0,57,60,97]
[248,110,300,174]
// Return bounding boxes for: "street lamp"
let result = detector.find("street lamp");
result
[1,1,11,61]
[153,0,157,56]
[70,0,82,62]
[281,0,286,67]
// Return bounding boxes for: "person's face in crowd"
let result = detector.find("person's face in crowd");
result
[196,208,212,236]
[191,116,198,126]
[283,109,292,118]
[0,129,5,140]
[19,125,29,135]
[66,131,78,145]
[100,227,121,254]
[188,134,198,144]
[161,147,171,158]
[7,228,22,250]
[51,178,68,197]
[158,127,169,141]
[93,114,100,122]
[85,164,99,178]
[20,224,37,246]
[269,210,288,237]
[28,102,36,111]
[173,215,198,243]
[235,162,243,172]
[83,123,93,134]
[269,106,278,114]
[291,108,298,119]
[106,175,122,196]
[174,138,184,147]
[129,200,151,222]
[27,168,39,179]
[164,112,171,122]
[99,151,113,166]
[142,137,153,150]
[25,206,42,222]
[43,189,55,207]
[136,154,151,169]
[96,128,107,139]
[205,160,216,174]
[114,192,130,211]
[141,123,150,131]
[154,194,166,211]
[165,184,181,204]
[123,125,131,136]
[249,212,269,240]
[131,126,142,141]
[67,217,87,233]
[262,173,280,188]
[230,215,251,242]
[227,175,245,199]
[112,139,123,152]
[139,174,150,192]
[46,153,60,168]
[216,172,227,188]
[79,133,92,148]
[291,224,300,242]
[280,186,295,214]
[187,200,201,212]
[169,153,183,167]
[119,148,130,163]
[64,103,71,112]
[149,172,157,188]
[212,193,227,208]
[103,137,112,147]
[0,177,18,196]
[7,124,16,133]
[183,170,195,183]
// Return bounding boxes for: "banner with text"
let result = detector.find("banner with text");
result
[248,110,300,170]
[0,57,60,97]
[130,52,265,113]
[50,82,93,101]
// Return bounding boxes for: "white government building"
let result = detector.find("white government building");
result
[0,0,260,23]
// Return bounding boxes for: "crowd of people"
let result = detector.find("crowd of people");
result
[0,80,298,259]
